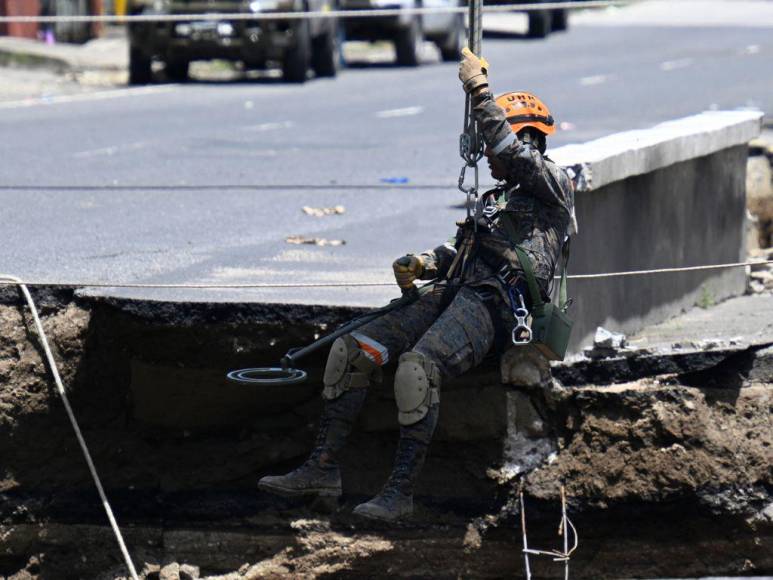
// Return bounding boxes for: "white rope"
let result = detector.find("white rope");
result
[0,260,769,290]
[0,275,139,580]
[568,258,771,280]
[520,487,579,579]
[0,0,639,24]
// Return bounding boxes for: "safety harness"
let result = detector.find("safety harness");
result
[455,3,574,360]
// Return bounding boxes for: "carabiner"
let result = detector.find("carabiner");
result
[509,290,532,345]
[512,306,532,345]
[458,161,479,196]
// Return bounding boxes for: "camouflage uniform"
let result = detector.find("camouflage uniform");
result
[350,89,575,378]
[258,90,575,522]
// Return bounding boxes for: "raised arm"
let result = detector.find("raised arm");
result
[472,91,570,208]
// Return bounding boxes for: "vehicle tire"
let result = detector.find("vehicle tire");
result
[166,59,190,82]
[311,19,340,78]
[128,46,152,85]
[394,17,422,67]
[283,18,311,83]
[551,9,568,32]
[438,13,464,63]
[55,0,87,43]
[527,10,551,39]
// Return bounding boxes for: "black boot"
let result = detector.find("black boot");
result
[258,388,368,498]
[353,404,439,522]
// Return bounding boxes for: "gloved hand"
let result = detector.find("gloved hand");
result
[392,254,424,290]
[459,47,489,94]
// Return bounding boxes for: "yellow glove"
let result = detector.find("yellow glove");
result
[458,47,489,94]
[392,254,424,290]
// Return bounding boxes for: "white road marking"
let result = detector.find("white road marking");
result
[579,75,609,86]
[242,120,295,132]
[739,44,760,55]
[0,85,176,110]
[659,58,693,71]
[73,141,149,159]
[375,106,424,119]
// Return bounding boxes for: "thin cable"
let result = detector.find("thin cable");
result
[0,184,463,191]
[568,259,771,280]
[0,275,139,580]
[0,0,640,24]
[0,260,769,290]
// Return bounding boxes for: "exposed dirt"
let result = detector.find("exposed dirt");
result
[0,296,90,494]
[0,290,771,579]
[526,379,772,514]
[236,519,394,579]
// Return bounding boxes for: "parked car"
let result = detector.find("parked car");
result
[127,0,340,84]
[339,0,464,66]
[486,0,568,38]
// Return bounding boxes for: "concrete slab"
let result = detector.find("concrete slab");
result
[553,293,773,385]
[629,293,773,350]
[551,110,764,192]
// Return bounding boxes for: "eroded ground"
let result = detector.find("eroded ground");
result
[0,287,771,579]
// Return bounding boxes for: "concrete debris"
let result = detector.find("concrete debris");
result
[496,390,555,481]
[670,337,741,351]
[749,344,773,382]
[285,235,346,246]
[583,326,627,358]
[747,139,773,248]
[594,326,627,349]
[301,205,346,217]
[747,248,773,295]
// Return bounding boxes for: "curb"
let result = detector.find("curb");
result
[0,46,72,73]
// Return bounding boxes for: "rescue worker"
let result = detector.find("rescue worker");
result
[258,50,575,522]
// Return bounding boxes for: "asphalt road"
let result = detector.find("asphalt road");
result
[1,1,772,306]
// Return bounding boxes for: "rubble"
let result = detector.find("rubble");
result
[285,235,346,246]
[582,326,627,359]
[301,206,346,217]
[747,134,773,248]
[748,248,773,295]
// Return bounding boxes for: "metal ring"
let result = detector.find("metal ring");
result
[226,367,308,386]
[512,326,532,345]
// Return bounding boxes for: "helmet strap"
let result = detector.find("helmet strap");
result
[517,128,547,155]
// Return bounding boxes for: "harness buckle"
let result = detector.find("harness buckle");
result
[496,263,518,288]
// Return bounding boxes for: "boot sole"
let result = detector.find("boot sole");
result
[258,480,342,499]
[352,506,411,523]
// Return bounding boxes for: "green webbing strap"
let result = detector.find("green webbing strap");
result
[499,213,571,314]
[512,245,545,315]
[498,214,544,313]
[558,238,571,309]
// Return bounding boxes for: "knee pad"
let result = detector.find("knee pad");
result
[394,352,441,426]
[322,335,382,400]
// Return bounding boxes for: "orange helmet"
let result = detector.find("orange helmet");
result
[495,92,556,136]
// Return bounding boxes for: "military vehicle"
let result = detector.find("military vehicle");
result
[127,0,340,84]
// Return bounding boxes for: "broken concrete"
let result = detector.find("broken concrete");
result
[747,126,773,248]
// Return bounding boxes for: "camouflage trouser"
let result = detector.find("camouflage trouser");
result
[351,284,497,380]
